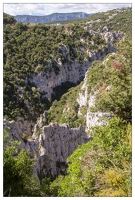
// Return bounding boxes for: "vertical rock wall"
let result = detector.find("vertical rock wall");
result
[31,31,124,100]
[3,119,90,178]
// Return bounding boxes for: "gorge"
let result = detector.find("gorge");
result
[3,7,132,197]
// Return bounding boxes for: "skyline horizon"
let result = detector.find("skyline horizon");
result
[4,3,131,17]
[7,11,92,17]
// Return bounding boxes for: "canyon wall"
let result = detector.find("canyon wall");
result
[4,119,91,178]
[77,71,113,131]
[30,31,124,99]
[3,31,123,180]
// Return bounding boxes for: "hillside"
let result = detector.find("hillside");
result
[3,7,131,121]
[14,12,92,24]
[3,7,132,197]
[47,38,131,127]
[46,38,132,196]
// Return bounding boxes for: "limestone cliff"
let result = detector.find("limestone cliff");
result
[30,31,123,100]
[77,53,115,132]
[3,52,114,179]
[3,118,90,178]
[77,70,113,131]
[3,26,124,181]
[3,31,122,179]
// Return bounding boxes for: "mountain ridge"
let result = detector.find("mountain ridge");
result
[14,12,92,23]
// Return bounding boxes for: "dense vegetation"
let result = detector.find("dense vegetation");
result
[3,12,16,25]
[91,39,132,123]
[49,116,131,196]
[3,7,131,121]
[3,129,41,196]
[3,12,106,120]
[48,84,81,127]
[43,32,132,197]
[47,37,132,127]
[3,7,132,197]
[47,37,132,196]
[86,7,132,39]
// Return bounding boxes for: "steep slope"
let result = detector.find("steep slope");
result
[3,7,132,197]
[50,117,131,197]
[83,7,132,39]
[4,117,90,179]
[47,37,131,128]
[47,37,132,197]
[4,8,131,121]
[3,35,131,185]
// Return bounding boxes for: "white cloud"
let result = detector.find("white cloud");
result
[3,3,131,16]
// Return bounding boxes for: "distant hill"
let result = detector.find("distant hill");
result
[14,12,92,23]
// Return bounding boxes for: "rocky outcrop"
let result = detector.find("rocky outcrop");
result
[3,32,122,180]
[35,123,89,177]
[77,63,113,131]
[3,117,34,138]
[3,119,90,178]
[30,31,124,100]
[86,90,113,130]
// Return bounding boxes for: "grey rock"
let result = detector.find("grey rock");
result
[4,118,88,178]
[30,31,123,100]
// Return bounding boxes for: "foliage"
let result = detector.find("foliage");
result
[46,36,132,195]
[86,7,132,39]
[3,12,17,25]
[21,133,28,143]
[3,7,131,121]
[50,116,132,197]
[3,131,41,196]
[48,85,81,127]
[51,81,77,101]
[3,7,132,197]
[91,38,132,123]
[47,37,131,127]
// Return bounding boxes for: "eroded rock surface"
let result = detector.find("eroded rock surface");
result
[4,119,90,178]
[30,31,124,100]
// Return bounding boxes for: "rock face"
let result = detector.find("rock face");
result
[36,123,89,177]
[30,31,123,100]
[3,50,118,179]
[77,58,113,131]
[4,119,89,178]
[3,24,124,181]
[3,117,34,138]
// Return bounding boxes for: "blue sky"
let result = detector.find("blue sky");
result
[3,3,131,16]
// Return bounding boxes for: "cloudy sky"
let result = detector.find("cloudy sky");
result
[3,3,131,16]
